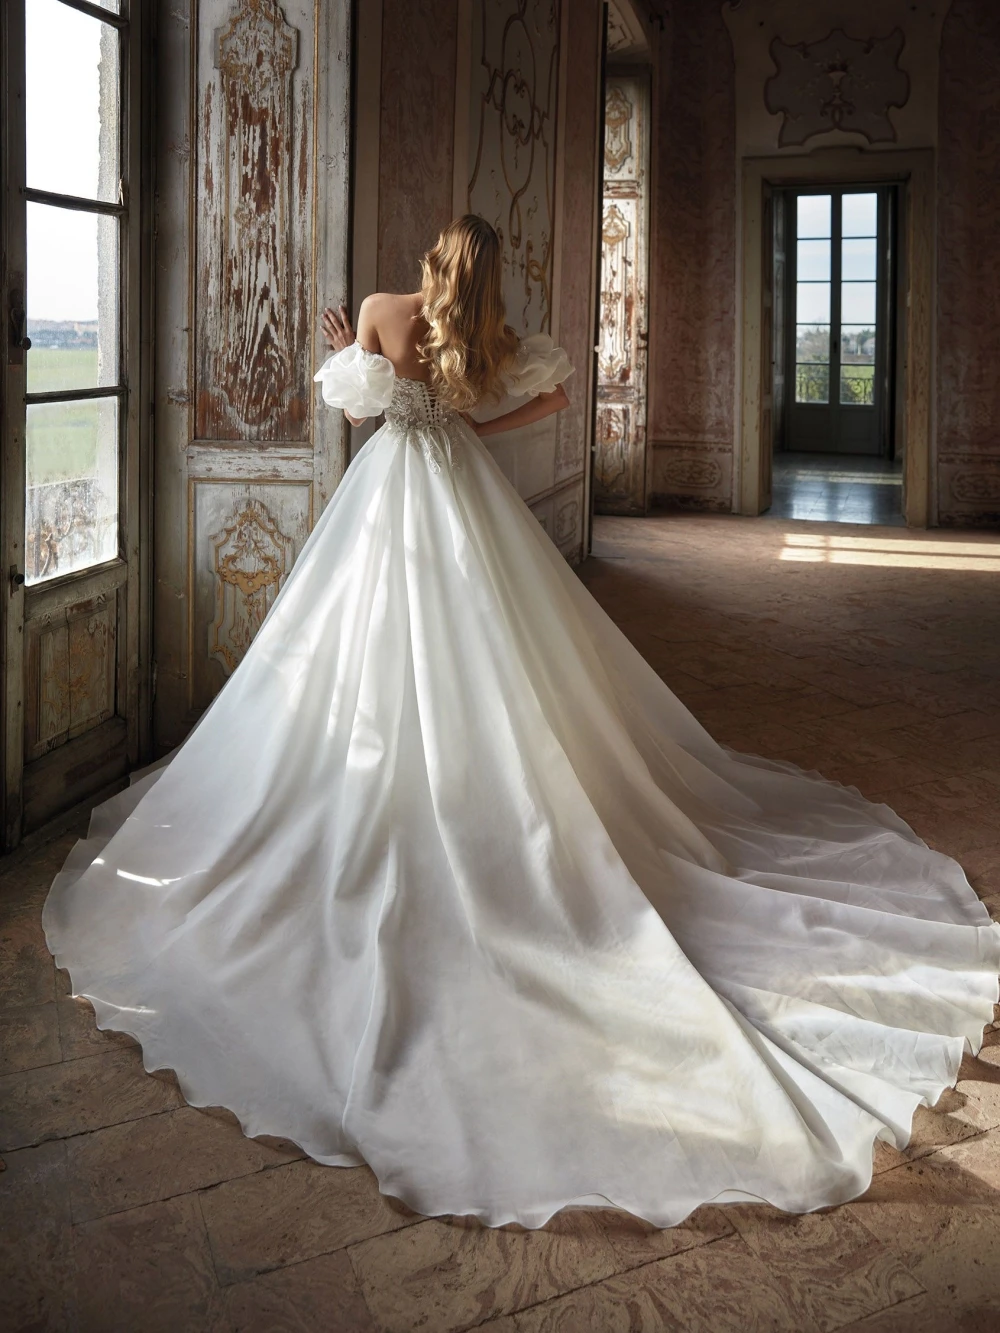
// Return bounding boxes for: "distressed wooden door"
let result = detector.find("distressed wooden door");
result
[1,0,149,848]
[594,72,650,516]
[153,0,351,750]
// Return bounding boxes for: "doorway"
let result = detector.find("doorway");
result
[772,184,902,525]
[737,150,934,528]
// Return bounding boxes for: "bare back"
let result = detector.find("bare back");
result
[356,291,430,383]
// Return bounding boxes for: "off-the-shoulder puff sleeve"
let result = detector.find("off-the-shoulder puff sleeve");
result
[313,343,396,417]
[501,332,574,398]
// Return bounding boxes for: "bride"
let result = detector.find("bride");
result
[44,214,1000,1230]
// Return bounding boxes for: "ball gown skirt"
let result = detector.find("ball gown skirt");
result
[42,337,1000,1229]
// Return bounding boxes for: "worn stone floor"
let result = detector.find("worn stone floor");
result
[3,511,1000,1333]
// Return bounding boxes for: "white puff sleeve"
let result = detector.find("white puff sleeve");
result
[313,343,396,417]
[501,332,574,398]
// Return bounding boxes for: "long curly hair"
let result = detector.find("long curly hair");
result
[418,215,520,411]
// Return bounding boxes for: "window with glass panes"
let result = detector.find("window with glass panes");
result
[24,0,126,585]
[793,190,879,410]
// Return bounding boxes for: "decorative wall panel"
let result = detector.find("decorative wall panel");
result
[765,29,909,147]
[468,0,561,335]
[155,1,351,748]
[648,0,736,510]
[377,0,458,293]
[24,594,117,762]
[937,0,1000,527]
[190,481,312,705]
[195,0,313,442]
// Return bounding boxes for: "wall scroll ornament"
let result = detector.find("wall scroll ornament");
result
[604,85,634,173]
[468,0,560,334]
[208,497,295,674]
[765,29,909,147]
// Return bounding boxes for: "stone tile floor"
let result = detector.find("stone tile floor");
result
[768,452,905,526]
[3,511,1000,1332]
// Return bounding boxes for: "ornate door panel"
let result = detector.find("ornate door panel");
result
[153,0,350,750]
[594,74,650,516]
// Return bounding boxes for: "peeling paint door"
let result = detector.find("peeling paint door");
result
[594,73,650,516]
[1,1,149,848]
[152,1,351,750]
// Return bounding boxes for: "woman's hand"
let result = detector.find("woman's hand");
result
[322,305,356,352]
[460,412,482,436]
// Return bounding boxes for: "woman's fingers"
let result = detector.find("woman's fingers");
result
[321,305,355,349]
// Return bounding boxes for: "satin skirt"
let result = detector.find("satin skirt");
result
[43,417,1000,1228]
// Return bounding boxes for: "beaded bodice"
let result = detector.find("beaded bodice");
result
[384,377,464,473]
[385,377,461,431]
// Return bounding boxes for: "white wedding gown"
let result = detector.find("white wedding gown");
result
[43,336,1000,1229]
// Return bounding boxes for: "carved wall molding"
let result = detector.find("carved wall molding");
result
[196,0,312,441]
[765,28,910,147]
[207,496,296,675]
[468,0,561,334]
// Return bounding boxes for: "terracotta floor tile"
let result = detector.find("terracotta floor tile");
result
[73,1193,223,1333]
[506,1233,808,1333]
[66,1105,304,1223]
[200,1159,413,1285]
[348,1211,619,1333]
[0,1046,184,1151]
[218,1249,375,1333]
[0,1141,76,1332]
[726,1205,923,1331]
[0,1000,61,1075]
[595,1203,734,1270]
[0,913,55,1009]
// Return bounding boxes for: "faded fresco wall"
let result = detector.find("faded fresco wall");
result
[646,0,736,511]
[647,0,1000,529]
[937,0,1000,526]
[369,0,603,562]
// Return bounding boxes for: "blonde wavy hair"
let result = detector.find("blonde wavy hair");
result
[418,215,520,411]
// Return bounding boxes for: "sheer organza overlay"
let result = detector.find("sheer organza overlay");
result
[44,336,1000,1228]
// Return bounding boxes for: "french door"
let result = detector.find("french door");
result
[785,187,893,456]
[1,0,148,848]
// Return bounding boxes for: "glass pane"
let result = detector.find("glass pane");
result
[841,325,876,364]
[25,397,119,585]
[796,324,830,363]
[796,365,829,404]
[796,282,831,323]
[797,195,831,239]
[842,193,878,237]
[26,203,119,392]
[797,239,830,280]
[26,0,120,201]
[841,281,876,325]
[841,369,875,406]
[842,238,877,281]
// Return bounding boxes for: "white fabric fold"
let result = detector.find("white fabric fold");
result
[314,342,396,417]
[501,332,575,397]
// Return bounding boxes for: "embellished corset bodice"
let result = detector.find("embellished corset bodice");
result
[384,378,464,473]
[384,377,461,433]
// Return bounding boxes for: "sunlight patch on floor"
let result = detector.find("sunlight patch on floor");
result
[781,532,1000,570]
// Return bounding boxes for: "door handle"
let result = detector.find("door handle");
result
[9,565,26,595]
[9,287,32,360]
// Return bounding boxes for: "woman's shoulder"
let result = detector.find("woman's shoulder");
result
[360,291,423,314]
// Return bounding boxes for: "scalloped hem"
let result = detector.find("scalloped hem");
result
[46,923,999,1233]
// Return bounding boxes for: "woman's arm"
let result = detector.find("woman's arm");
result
[320,300,381,426]
[465,383,570,438]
